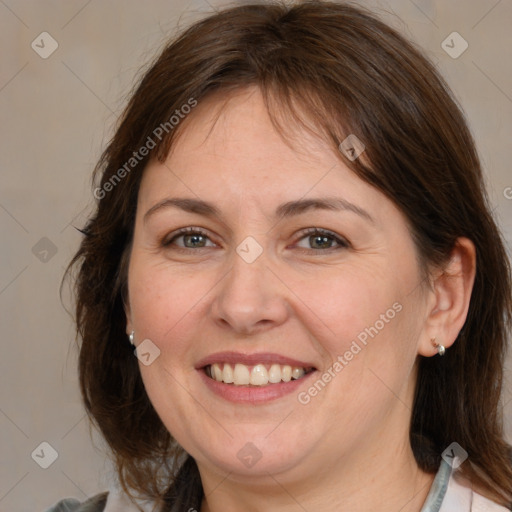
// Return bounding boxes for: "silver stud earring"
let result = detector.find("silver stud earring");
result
[431,338,445,356]
[129,330,135,345]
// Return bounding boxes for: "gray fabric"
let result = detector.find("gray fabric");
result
[44,498,82,512]
[45,493,108,512]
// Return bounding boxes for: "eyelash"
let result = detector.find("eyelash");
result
[162,227,350,252]
[295,227,350,251]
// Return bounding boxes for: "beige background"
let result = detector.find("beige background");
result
[0,0,511,510]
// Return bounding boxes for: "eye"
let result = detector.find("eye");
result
[161,227,348,252]
[294,228,349,251]
[162,227,217,249]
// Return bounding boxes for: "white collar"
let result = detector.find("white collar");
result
[103,488,156,512]
[422,459,509,512]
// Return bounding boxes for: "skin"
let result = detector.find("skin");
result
[125,86,476,512]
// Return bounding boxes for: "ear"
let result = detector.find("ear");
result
[418,237,476,357]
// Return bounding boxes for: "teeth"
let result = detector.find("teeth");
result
[233,363,250,385]
[208,363,309,386]
[250,364,268,385]
[213,364,223,381]
[268,364,282,383]
[292,367,305,380]
[223,363,234,384]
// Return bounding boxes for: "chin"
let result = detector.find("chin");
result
[187,427,315,479]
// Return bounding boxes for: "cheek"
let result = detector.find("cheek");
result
[127,259,213,358]
[126,260,215,444]
[292,265,404,354]
[291,259,423,403]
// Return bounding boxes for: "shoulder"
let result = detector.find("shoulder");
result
[45,493,108,512]
[46,492,108,512]
[471,491,510,511]
[424,460,510,512]
[45,489,157,512]
[441,471,510,511]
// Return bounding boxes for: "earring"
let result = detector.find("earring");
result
[431,338,445,356]
[129,330,135,345]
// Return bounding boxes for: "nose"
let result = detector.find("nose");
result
[210,249,290,335]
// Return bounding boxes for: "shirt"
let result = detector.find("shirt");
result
[44,460,510,512]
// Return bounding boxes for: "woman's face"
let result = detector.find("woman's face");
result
[126,86,432,482]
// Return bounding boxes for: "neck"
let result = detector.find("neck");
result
[198,439,435,512]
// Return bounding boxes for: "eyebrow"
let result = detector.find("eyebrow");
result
[143,197,374,224]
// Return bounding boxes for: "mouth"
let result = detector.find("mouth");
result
[196,352,318,401]
[204,362,316,386]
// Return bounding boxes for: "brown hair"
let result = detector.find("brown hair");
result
[65,0,512,508]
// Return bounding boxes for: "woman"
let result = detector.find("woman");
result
[52,1,512,511]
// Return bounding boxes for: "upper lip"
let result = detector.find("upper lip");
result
[195,351,317,370]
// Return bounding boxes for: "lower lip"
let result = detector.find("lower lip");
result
[198,369,316,404]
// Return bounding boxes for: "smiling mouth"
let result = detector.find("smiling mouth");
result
[204,363,315,386]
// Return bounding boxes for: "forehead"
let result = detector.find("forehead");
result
[170,86,334,170]
[137,86,392,223]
